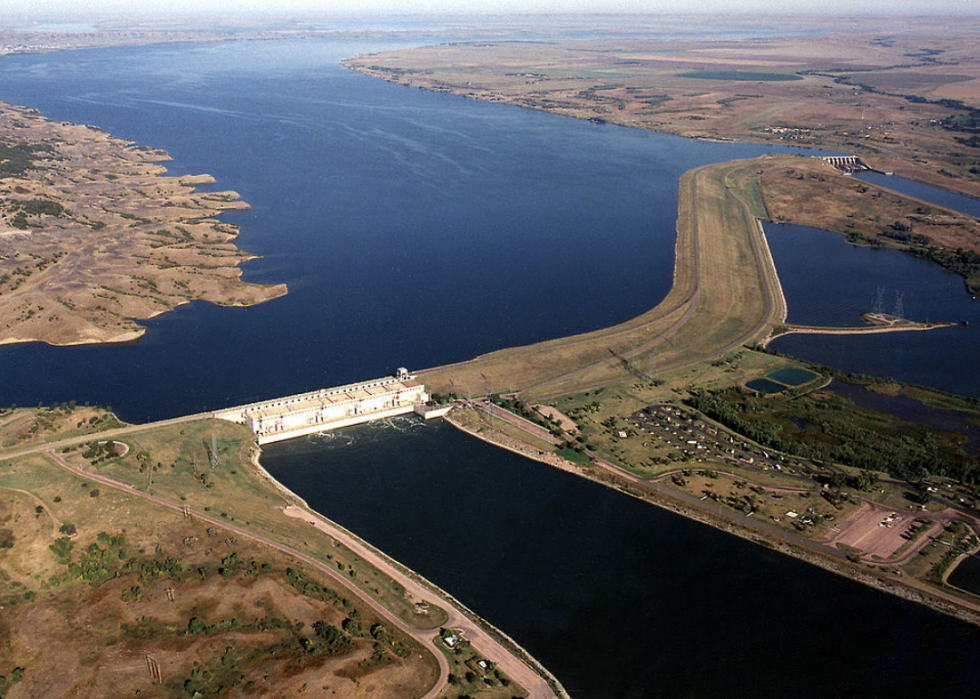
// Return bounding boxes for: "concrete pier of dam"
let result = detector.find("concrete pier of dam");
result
[215,369,449,444]
[818,154,870,173]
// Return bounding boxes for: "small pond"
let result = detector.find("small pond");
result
[745,378,787,394]
[768,367,819,386]
[948,554,980,598]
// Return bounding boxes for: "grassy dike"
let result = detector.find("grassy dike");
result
[420,155,980,629]
[421,155,786,400]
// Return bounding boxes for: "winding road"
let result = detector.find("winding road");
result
[28,446,560,698]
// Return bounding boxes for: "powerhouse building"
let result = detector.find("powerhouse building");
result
[216,370,429,444]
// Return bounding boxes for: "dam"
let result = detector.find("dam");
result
[818,154,869,172]
[215,369,448,444]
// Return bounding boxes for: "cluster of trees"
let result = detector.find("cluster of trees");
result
[309,620,354,655]
[81,440,117,463]
[882,221,931,247]
[6,198,67,230]
[822,470,877,492]
[0,138,55,178]
[429,392,458,405]
[48,536,74,565]
[686,387,980,487]
[930,524,979,582]
[0,666,26,690]
[491,396,568,441]
[285,566,346,609]
[62,534,131,582]
[941,110,980,134]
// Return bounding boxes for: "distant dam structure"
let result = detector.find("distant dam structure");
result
[818,155,869,172]
[215,369,450,444]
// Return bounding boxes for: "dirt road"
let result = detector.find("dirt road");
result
[42,450,560,698]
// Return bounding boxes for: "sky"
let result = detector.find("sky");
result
[3,0,977,19]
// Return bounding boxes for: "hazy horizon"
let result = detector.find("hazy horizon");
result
[4,0,979,22]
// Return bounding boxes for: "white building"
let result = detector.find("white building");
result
[216,371,429,444]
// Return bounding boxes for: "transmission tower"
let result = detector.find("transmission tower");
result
[628,339,640,376]
[645,349,657,381]
[893,291,904,320]
[872,286,885,315]
[480,373,494,425]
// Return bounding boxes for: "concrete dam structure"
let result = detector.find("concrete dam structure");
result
[215,369,447,444]
[819,155,868,172]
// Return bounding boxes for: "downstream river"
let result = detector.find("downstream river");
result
[262,418,980,697]
[4,35,980,697]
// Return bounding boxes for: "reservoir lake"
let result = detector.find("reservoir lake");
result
[4,37,980,696]
[0,38,809,422]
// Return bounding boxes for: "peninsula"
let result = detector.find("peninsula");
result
[0,101,286,346]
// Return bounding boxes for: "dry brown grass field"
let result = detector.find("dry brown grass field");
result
[345,19,980,198]
[0,102,286,346]
[0,421,445,696]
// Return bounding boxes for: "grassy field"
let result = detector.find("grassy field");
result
[0,417,453,697]
[57,417,449,631]
[0,403,123,450]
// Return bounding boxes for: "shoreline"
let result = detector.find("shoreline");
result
[0,100,289,348]
[442,408,980,629]
[253,439,568,699]
[763,320,959,347]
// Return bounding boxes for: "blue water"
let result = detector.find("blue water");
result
[746,377,787,394]
[0,39,802,422]
[767,367,818,386]
[949,554,980,597]
[856,170,980,219]
[767,224,980,398]
[263,417,980,698]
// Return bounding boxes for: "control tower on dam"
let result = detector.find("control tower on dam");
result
[215,369,445,444]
